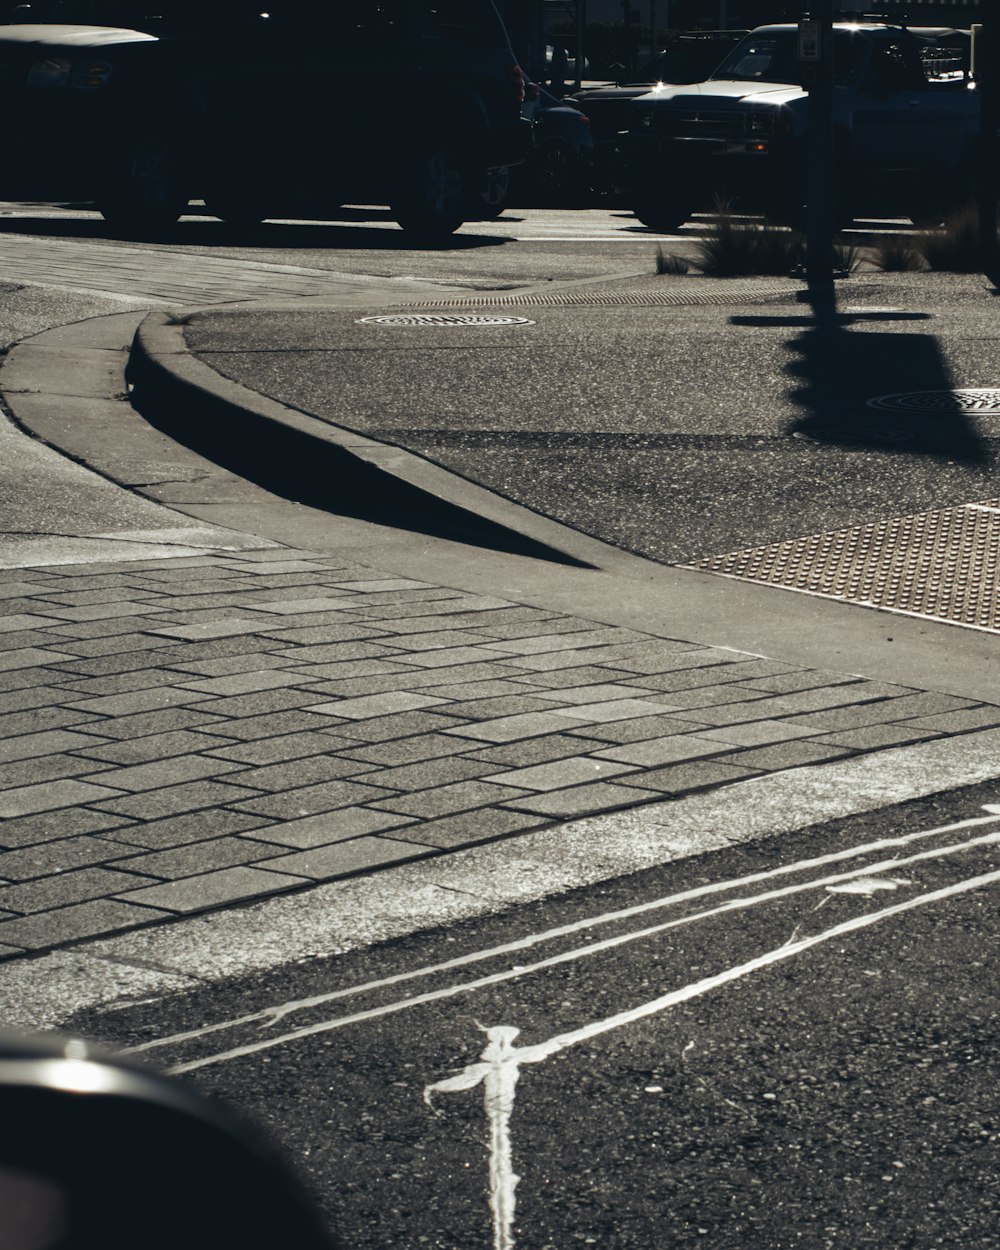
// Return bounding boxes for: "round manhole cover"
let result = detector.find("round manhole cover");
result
[868,389,1000,413]
[357,313,535,327]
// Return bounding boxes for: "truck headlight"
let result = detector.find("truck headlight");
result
[747,111,775,136]
[26,58,71,88]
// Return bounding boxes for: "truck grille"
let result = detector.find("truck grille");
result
[654,109,744,140]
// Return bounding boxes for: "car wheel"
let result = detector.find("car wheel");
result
[97,136,188,236]
[532,138,577,202]
[471,165,512,219]
[391,147,467,238]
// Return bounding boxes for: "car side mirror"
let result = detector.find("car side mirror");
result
[0,1032,337,1250]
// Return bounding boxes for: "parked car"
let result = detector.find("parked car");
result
[0,0,532,238]
[472,83,594,215]
[622,23,977,232]
[568,31,748,191]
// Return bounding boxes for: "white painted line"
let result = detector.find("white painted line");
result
[426,864,1000,1250]
[128,805,1000,1057]
[4,731,1000,1033]
[162,812,1000,1074]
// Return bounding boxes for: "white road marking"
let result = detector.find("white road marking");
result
[160,807,1000,1074]
[425,864,1000,1250]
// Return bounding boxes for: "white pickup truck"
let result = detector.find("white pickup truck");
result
[622,23,978,231]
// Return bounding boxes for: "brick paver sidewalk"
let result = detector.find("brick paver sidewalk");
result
[3,544,997,960]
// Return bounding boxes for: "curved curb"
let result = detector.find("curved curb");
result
[127,311,656,573]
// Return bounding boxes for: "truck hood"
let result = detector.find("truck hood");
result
[638,78,805,108]
[0,24,157,49]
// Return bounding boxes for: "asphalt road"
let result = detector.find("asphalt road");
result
[70,777,1000,1250]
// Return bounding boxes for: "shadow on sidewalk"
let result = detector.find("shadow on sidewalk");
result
[0,207,510,252]
[733,283,992,465]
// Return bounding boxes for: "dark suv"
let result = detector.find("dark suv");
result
[0,0,531,237]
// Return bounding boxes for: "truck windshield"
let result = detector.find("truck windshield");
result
[711,30,867,87]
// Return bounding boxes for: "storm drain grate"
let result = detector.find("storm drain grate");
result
[390,282,804,310]
[685,500,1000,633]
[357,313,534,327]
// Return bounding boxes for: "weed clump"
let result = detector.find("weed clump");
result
[916,203,991,272]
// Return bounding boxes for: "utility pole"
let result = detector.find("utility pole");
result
[802,0,834,287]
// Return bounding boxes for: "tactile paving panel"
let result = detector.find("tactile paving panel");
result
[686,501,1000,634]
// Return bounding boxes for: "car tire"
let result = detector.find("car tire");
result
[96,135,188,236]
[632,194,693,233]
[391,147,468,239]
[531,137,578,202]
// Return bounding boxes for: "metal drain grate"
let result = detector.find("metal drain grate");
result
[686,501,1000,633]
[357,313,534,327]
[390,282,804,310]
[868,389,1000,413]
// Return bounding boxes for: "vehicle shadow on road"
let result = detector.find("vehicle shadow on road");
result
[732,284,992,466]
[0,208,510,251]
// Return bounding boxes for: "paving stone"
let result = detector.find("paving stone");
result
[0,728,113,763]
[63,686,216,717]
[484,756,640,791]
[464,617,599,642]
[430,694,563,720]
[379,630,489,651]
[115,865,306,912]
[0,668,71,693]
[0,899,171,950]
[550,698,682,724]
[501,782,662,817]
[109,835,286,879]
[542,683,664,705]
[225,754,374,792]
[295,663,523,698]
[175,670,320,697]
[53,669,200,697]
[0,753,115,790]
[148,618,278,640]
[310,691,449,720]
[81,707,228,740]
[593,734,733,767]
[244,807,419,849]
[615,759,762,794]
[402,808,550,848]
[71,730,236,765]
[33,601,157,623]
[372,779,532,819]
[176,688,323,719]
[0,866,155,915]
[260,835,430,878]
[337,732,482,767]
[235,596,357,615]
[206,709,345,740]
[442,710,586,744]
[605,646,744,675]
[0,646,78,670]
[643,684,775,710]
[205,731,358,766]
[78,754,248,793]
[272,642,401,666]
[712,741,854,770]
[461,733,611,768]
[732,669,860,694]
[357,756,494,792]
[482,628,642,656]
[165,653,301,677]
[421,679,541,701]
[898,706,1000,733]
[564,713,712,744]
[787,693,976,733]
[0,706,103,737]
[810,724,938,750]
[0,836,128,880]
[99,808,276,850]
[0,685,80,714]
[51,634,177,659]
[0,808,132,849]
[233,779,397,819]
[0,777,124,819]
[93,779,263,821]
[694,720,831,747]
